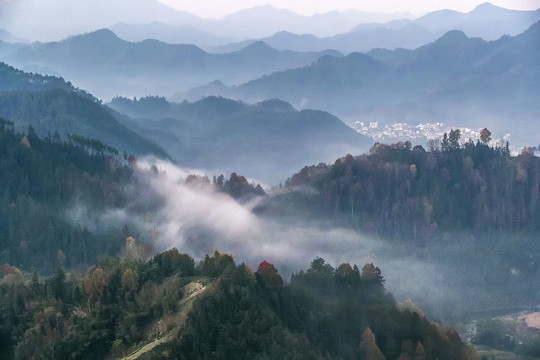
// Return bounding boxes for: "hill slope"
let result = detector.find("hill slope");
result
[265,138,540,316]
[0,249,478,359]
[0,62,169,158]
[108,96,371,184]
[0,120,134,273]
[0,29,341,100]
[191,23,540,147]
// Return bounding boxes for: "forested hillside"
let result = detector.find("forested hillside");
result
[0,121,266,273]
[0,61,78,93]
[0,249,478,359]
[0,2,538,359]
[108,95,370,184]
[0,119,134,272]
[0,29,340,99]
[282,132,539,242]
[0,62,170,158]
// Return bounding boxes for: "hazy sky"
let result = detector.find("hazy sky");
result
[157,0,540,18]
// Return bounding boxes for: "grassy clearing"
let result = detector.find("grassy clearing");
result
[117,280,207,360]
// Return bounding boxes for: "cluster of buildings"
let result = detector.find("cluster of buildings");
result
[352,121,510,148]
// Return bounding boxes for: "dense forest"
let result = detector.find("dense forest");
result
[1,118,538,358]
[0,248,478,359]
[282,130,539,242]
[0,62,170,159]
[0,7,539,358]
[0,62,81,94]
[0,120,265,273]
[0,118,134,272]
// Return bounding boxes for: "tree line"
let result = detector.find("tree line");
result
[283,130,539,243]
[0,119,134,272]
[0,247,478,359]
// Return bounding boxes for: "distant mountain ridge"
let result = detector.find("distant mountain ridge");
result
[0,28,28,43]
[1,0,538,52]
[411,2,540,39]
[108,95,372,184]
[0,0,412,42]
[183,22,540,148]
[0,0,200,42]
[0,61,78,92]
[194,5,412,39]
[212,24,441,54]
[0,29,341,100]
[212,3,540,53]
[0,62,169,158]
[109,22,234,49]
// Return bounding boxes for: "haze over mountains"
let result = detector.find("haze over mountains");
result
[0,29,342,100]
[0,61,369,184]
[0,1,537,150]
[212,3,540,53]
[1,2,540,358]
[0,0,411,42]
[2,0,537,55]
[0,62,169,158]
[0,0,199,42]
[0,28,28,44]
[108,96,371,184]
[186,21,540,147]
[109,22,235,49]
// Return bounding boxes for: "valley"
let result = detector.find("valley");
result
[0,1,539,359]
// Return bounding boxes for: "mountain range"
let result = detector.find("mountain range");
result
[211,3,540,53]
[1,2,539,359]
[0,29,341,100]
[182,21,540,148]
[0,62,169,158]
[0,0,199,42]
[1,0,537,55]
[402,2,540,40]
[109,22,234,49]
[107,96,371,184]
[0,61,370,184]
[0,0,410,42]
[211,25,442,54]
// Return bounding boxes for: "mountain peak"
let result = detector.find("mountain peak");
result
[472,2,501,11]
[433,30,469,45]
[239,41,278,54]
[254,99,295,112]
[224,5,299,19]
[67,28,122,43]
[470,2,508,16]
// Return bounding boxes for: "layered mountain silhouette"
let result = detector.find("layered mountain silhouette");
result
[213,25,441,54]
[109,22,234,49]
[0,0,199,42]
[101,3,540,55]
[108,96,371,184]
[183,22,540,147]
[409,2,540,40]
[212,3,540,53]
[0,29,341,100]
[186,5,411,40]
[0,0,410,42]
[0,62,169,158]
[0,61,372,184]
